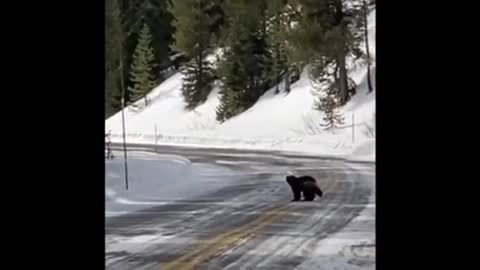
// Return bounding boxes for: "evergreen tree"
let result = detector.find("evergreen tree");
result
[127,23,157,107]
[285,0,366,105]
[216,0,272,122]
[317,85,345,130]
[206,0,226,46]
[269,38,288,94]
[216,85,241,122]
[105,0,125,118]
[179,56,214,110]
[121,0,174,81]
[168,0,223,109]
[266,0,289,94]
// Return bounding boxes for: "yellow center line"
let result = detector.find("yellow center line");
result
[160,204,291,270]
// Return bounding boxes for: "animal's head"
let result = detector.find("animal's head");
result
[286,175,296,184]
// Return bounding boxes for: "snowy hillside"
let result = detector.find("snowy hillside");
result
[106,10,375,162]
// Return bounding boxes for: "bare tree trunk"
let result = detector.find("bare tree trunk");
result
[337,52,349,105]
[285,68,291,93]
[275,76,280,94]
[198,52,203,98]
[334,0,348,105]
[119,48,129,190]
[363,0,373,93]
[275,44,280,94]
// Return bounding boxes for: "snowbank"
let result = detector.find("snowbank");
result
[106,10,376,162]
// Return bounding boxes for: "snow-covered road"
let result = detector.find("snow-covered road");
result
[105,145,375,269]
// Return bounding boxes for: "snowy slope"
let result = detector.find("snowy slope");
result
[106,10,376,161]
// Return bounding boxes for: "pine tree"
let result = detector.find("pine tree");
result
[105,0,125,118]
[317,86,345,131]
[168,0,222,109]
[127,23,157,107]
[266,0,289,94]
[216,86,241,122]
[269,38,288,94]
[285,0,365,105]
[216,0,272,122]
[180,56,214,110]
[206,0,226,46]
[121,0,174,81]
[216,46,249,123]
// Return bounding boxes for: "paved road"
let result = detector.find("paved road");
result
[106,144,375,269]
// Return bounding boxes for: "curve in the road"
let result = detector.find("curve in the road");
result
[105,146,374,270]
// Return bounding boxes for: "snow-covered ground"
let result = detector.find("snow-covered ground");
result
[106,11,375,162]
[105,151,236,217]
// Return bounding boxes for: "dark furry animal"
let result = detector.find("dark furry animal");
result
[286,175,323,201]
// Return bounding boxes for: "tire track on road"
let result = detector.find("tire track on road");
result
[106,146,374,270]
[202,163,371,270]
[106,176,290,269]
